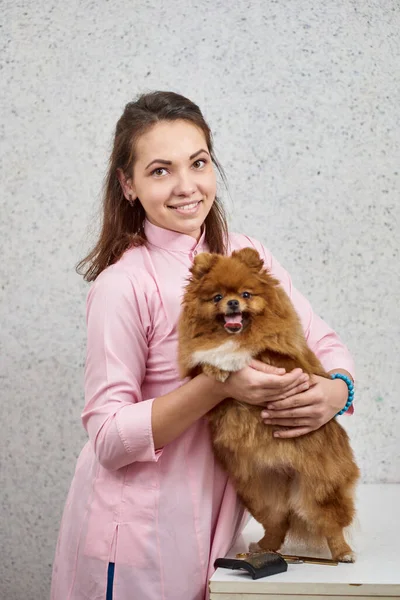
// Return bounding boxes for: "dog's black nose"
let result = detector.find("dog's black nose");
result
[227,299,240,309]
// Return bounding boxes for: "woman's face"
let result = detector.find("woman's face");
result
[118,120,217,240]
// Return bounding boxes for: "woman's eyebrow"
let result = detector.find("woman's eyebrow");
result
[145,148,209,170]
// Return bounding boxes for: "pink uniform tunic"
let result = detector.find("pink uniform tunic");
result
[50,219,355,600]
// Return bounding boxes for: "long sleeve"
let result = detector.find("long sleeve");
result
[241,236,355,414]
[81,267,163,470]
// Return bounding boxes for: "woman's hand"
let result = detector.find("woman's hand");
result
[223,359,310,408]
[260,374,349,438]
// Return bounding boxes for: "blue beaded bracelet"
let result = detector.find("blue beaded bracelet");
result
[330,373,354,416]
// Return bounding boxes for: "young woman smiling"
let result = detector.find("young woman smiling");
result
[50,91,354,600]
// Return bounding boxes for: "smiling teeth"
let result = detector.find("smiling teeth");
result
[171,201,200,211]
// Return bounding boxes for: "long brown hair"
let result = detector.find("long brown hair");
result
[76,91,230,281]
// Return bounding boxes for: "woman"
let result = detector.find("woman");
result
[50,91,354,600]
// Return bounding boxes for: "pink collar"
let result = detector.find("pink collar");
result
[144,219,207,254]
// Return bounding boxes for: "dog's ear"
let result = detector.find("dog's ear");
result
[190,252,219,280]
[232,247,264,271]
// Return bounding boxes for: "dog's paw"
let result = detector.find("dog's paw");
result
[336,551,356,563]
[248,542,263,553]
[215,369,231,383]
[202,364,230,382]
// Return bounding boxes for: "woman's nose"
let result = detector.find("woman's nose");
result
[174,170,197,196]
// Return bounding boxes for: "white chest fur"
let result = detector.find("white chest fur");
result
[192,339,253,372]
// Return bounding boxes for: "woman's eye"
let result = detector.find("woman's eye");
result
[193,159,206,169]
[242,292,252,299]
[213,294,223,303]
[151,167,168,177]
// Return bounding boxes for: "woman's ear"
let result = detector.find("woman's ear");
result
[116,168,136,201]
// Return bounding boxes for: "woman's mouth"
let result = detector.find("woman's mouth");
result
[168,200,202,215]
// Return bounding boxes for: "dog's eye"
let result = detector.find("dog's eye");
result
[242,292,252,299]
[213,294,223,303]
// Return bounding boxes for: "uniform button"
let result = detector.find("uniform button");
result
[193,250,198,256]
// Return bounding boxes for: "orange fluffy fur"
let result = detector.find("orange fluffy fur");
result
[178,247,360,562]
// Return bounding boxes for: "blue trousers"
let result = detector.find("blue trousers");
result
[106,563,115,600]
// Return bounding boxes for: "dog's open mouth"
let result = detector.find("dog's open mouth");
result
[222,312,248,334]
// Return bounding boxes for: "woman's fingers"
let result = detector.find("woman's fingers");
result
[273,427,312,438]
[250,361,303,385]
[259,376,335,438]
[263,417,310,427]
[249,361,311,396]
[261,404,315,420]
[249,359,286,375]
[264,380,310,403]
[264,370,308,391]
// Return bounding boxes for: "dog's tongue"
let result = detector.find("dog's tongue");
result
[224,313,243,329]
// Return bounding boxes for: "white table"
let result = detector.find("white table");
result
[210,484,400,599]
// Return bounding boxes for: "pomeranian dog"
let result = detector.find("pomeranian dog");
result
[178,247,360,562]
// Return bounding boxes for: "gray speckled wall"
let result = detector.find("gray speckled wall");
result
[1,1,399,598]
